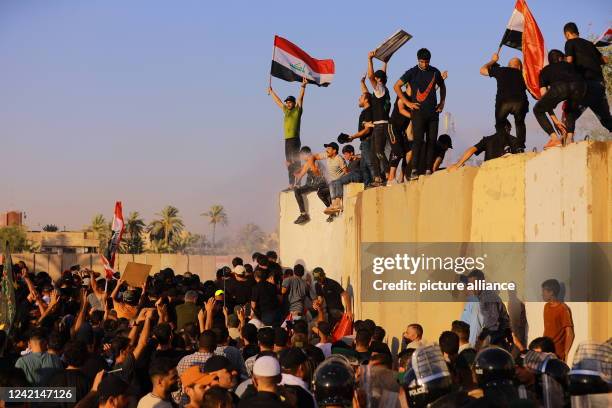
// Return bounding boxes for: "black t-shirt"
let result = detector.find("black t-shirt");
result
[473,132,515,161]
[347,157,361,174]
[315,278,345,312]
[238,391,291,408]
[390,98,410,131]
[370,85,391,122]
[433,143,448,163]
[45,369,91,408]
[400,65,444,112]
[539,61,582,88]
[488,63,527,103]
[565,37,604,81]
[251,281,279,313]
[228,278,255,307]
[358,107,373,140]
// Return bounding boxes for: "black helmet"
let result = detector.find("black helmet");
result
[403,345,453,408]
[569,341,612,395]
[473,347,515,387]
[313,356,355,407]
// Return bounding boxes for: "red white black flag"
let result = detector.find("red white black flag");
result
[101,201,124,279]
[500,0,546,99]
[271,36,335,86]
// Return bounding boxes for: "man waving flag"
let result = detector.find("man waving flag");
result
[271,36,335,86]
[500,0,545,99]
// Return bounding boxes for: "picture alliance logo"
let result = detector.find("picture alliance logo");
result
[371,253,488,275]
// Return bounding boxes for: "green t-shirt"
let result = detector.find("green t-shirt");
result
[283,106,303,139]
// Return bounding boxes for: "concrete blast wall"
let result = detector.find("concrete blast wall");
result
[279,141,611,358]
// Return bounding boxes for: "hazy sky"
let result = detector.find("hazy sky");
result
[0,0,609,237]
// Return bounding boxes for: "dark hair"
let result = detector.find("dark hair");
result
[369,341,391,356]
[244,264,253,274]
[372,326,386,342]
[373,69,387,84]
[439,331,460,356]
[252,252,263,261]
[212,326,229,344]
[28,328,47,342]
[451,320,470,342]
[541,279,561,297]
[201,386,232,408]
[408,323,423,339]
[548,49,565,64]
[242,324,258,344]
[47,331,66,351]
[355,329,372,346]
[300,146,312,154]
[266,251,278,260]
[153,323,173,345]
[148,357,176,379]
[110,336,131,357]
[398,348,415,370]
[417,48,432,61]
[292,319,308,335]
[563,22,579,35]
[274,328,289,347]
[317,321,331,337]
[232,257,243,267]
[63,340,87,367]
[198,330,217,353]
[369,351,392,369]
[529,336,556,353]
[467,269,485,280]
[342,145,355,154]
[362,319,376,335]
[258,327,275,348]
[293,264,305,277]
[362,92,372,104]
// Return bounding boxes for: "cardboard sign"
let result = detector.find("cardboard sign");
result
[374,30,412,63]
[122,262,152,287]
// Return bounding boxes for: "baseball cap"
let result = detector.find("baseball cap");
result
[203,355,234,373]
[438,134,453,149]
[323,142,339,152]
[253,355,281,377]
[233,265,246,276]
[180,365,215,388]
[214,289,224,297]
[285,95,296,103]
[279,347,308,370]
[98,374,131,400]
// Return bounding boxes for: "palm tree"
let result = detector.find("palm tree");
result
[201,205,228,254]
[148,206,184,247]
[125,212,146,239]
[171,232,200,254]
[90,214,110,254]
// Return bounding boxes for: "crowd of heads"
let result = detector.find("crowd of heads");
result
[0,257,610,408]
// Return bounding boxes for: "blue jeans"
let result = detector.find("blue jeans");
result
[330,172,362,199]
[360,138,376,186]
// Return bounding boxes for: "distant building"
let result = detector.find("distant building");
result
[0,211,24,227]
[26,231,100,255]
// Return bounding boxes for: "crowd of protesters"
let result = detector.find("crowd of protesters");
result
[269,22,611,225]
[1,251,610,408]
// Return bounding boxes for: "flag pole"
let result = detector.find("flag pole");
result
[269,35,277,90]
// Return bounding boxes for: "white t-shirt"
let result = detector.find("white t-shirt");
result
[137,393,173,408]
[316,342,332,358]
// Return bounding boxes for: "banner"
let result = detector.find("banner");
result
[373,30,412,63]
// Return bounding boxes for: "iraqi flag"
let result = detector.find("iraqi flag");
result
[594,27,612,47]
[271,36,335,86]
[500,0,546,99]
[102,201,125,279]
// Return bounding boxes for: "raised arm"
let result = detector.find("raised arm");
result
[448,147,478,171]
[297,77,307,107]
[341,290,353,320]
[110,278,124,301]
[133,310,154,360]
[367,51,377,88]
[204,297,215,331]
[480,53,499,76]
[268,87,284,109]
[360,74,369,95]
[71,289,89,338]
